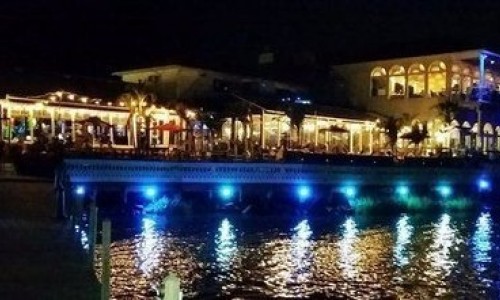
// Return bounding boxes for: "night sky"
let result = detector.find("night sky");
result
[1,0,500,79]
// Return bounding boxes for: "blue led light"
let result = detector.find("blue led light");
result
[143,186,158,199]
[478,179,491,192]
[296,185,312,202]
[75,185,85,196]
[342,186,357,198]
[396,185,409,197]
[219,185,235,201]
[437,185,452,198]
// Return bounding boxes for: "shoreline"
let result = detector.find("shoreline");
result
[0,179,100,300]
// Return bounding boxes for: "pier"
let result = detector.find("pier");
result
[56,157,496,217]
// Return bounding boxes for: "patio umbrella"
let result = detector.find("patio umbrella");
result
[319,125,349,133]
[400,131,430,140]
[78,116,111,127]
[151,123,181,131]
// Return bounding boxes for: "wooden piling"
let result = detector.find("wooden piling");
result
[88,203,98,266]
[162,273,182,300]
[101,219,111,300]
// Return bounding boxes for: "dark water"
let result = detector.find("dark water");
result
[83,211,500,299]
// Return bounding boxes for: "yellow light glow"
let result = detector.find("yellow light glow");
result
[119,101,125,107]
[186,110,196,119]
[80,97,88,103]
[67,94,75,100]
[34,102,44,110]
[55,91,63,98]
[49,95,57,102]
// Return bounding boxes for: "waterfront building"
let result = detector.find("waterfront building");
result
[0,90,377,156]
[0,92,182,149]
[113,64,379,154]
[112,64,305,104]
[331,49,500,155]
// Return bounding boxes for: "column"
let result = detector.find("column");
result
[165,111,170,146]
[29,109,34,139]
[260,110,265,149]
[477,53,486,151]
[314,114,319,147]
[50,109,56,137]
[369,126,374,154]
[349,126,354,153]
[358,129,363,153]
[132,114,138,148]
[5,103,11,142]
[108,114,114,144]
[71,112,76,142]
[277,117,282,147]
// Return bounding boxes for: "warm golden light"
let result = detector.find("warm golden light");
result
[67,94,75,100]
[80,97,88,103]
[55,91,63,98]
[186,109,196,119]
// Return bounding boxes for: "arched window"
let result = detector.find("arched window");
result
[408,64,425,98]
[484,122,494,151]
[462,68,472,93]
[428,61,446,96]
[484,123,494,135]
[370,67,387,97]
[450,65,461,94]
[473,70,480,85]
[495,77,500,92]
[486,71,495,89]
[388,65,406,98]
[451,74,461,94]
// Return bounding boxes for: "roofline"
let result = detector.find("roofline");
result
[332,49,500,67]
[112,64,185,76]
[112,64,305,90]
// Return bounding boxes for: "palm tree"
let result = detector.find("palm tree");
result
[117,90,156,151]
[224,100,251,156]
[402,121,429,155]
[169,101,194,154]
[285,103,306,148]
[197,109,226,153]
[434,99,460,124]
[381,116,401,155]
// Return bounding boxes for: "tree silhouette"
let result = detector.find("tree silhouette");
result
[382,116,401,155]
[285,103,306,147]
[434,99,460,124]
[117,89,156,151]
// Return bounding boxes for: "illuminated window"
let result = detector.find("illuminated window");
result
[451,74,461,94]
[473,70,480,85]
[408,64,425,98]
[370,67,387,97]
[428,61,446,96]
[485,71,495,89]
[450,65,461,94]
[388,65,406,98]
[462,68,472,93]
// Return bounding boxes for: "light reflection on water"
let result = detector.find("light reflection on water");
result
[91,211,500,299]
[394,214,412,268]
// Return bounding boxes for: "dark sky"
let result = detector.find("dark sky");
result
[1,0,500,78]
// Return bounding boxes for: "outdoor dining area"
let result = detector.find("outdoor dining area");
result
[0,91,384,160]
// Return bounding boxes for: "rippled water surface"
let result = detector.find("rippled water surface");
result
[87,211,500,299]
